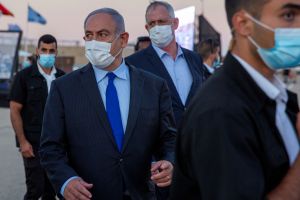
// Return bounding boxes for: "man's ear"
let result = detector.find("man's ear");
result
[120,32,129,48]
[145,24,150,32]
[232,10,254,37]
[35,48,39,57]
[172,17,179,30]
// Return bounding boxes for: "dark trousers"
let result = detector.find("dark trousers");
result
[123,194,132,200]
[156,186,170,200]
[22,146,56,200]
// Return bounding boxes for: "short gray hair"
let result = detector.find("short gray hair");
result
[84,8,125,35]
[145,1,175,22]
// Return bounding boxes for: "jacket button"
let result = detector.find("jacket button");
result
[119,158,123,163]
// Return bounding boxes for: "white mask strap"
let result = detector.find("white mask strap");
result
[245,13,274,32]
[248,36,261,49]
[112,48,123,58]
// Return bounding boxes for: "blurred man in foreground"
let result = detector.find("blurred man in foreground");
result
[171,0,300,199]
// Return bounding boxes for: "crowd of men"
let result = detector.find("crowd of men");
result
[9,0,300,200]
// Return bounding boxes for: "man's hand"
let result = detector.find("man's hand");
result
[64,178,93,200]
[151,160,173,187]
[20,140,35,158]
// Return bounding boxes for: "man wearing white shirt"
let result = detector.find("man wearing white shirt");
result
[9,34,65,200]
[171,0,300,199]
[37,63,57,93]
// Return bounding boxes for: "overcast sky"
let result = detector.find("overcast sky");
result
[0,0,231,54]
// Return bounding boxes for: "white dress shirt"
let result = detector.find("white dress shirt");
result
[37,63,57,93]
[204,63,215,74]
[152,44,192,105]
[233,54,300,165]
[92,59,130,132]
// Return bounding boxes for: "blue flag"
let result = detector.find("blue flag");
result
[28,6,46,25]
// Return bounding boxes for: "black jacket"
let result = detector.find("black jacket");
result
[9,63,65,144]
[202,64,213,81]
[170,53,299,200]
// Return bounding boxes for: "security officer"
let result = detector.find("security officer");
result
[9,34,65,200]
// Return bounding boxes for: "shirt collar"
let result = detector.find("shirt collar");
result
[93,59,128,83]
[232,54,287,102]
[204,63,215,74]
[37,62,57,77]
[152,43,184,59]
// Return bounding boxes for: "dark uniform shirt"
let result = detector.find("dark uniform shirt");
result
[9,63,65,145]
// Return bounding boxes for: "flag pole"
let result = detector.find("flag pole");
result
[200,0,204,15]
[25,2,29,52]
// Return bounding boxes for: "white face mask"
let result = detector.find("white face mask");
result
[85,38,122,69]
[149,25,174,48]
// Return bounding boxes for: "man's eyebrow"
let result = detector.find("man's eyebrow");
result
[85,29,110,33]
[281,3,300,10]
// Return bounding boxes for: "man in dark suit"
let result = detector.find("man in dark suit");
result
[171,0,300,199]
[9,34,65,200]
[126,1,203,128]
[197,38,221,80]
[39,8,176,200]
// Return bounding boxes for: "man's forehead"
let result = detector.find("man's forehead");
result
[85,13,116,31]
[147,5,169,18]
[86,13,115,25]
[265,0,300,9]
[39,42,56,48]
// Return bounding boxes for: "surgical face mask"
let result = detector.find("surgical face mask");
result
[85,36,122,69]
[149,25,174,48]
[212,56,221,69]
[38,54,56,68]
[246,13,300,70]
[22,60,31,68]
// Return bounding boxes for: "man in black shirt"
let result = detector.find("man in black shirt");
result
[9,34,65,200]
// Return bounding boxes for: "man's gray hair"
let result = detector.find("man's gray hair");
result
[145,1,175,22]
[84,8,125,35]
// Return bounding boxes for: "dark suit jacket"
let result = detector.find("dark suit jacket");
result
[202,64,213,81]
[39,63,177,200]
[126,45,203,127]
[170,53,300,199]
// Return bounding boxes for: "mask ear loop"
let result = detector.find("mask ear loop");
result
[245,13,274,49]
[114,48,123,58]
[248,36,260,49]
[110,33,124,58]
[245,13,274,32]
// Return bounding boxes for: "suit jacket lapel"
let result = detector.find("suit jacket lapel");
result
[79,64,118,149]
[286,91,300,142]
[145,46,183,107]
[122,65,144,152]
[182,48,202,106]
